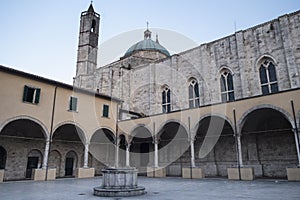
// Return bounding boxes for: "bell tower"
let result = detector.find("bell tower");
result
[75,3,100,78]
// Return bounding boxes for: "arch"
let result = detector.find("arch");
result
[155,119,189,138]
[90,126,116,143]
[255,54,278,68]
[129,124,152,142]
[238,104,295,132]
[0,115,49,140]
[192,113,234,139]
[217,65,235,77]
[240,106,296,177]
[0,146,7,169]
[52,121,87,144]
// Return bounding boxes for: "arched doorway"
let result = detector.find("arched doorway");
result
[52,123,85,178]
[0,118,47,180]
[130,126,153,174]
[90,128,115,175]
[194,116,236,177]
[158,122,189,176]
[65,151,78,177]
[241,108,297,178]
[26,149,43,179]
[0,146,7,170]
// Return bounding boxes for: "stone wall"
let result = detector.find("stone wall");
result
[81,11,300,117]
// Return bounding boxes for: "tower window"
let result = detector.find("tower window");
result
[259,59,278,95]
[69,96,78,112]
[23,85,41,104]
[188,79,200,108]
[220,70,235,102]
[162,86,171,113]
[91,19,96,32]
[102,104,109,118]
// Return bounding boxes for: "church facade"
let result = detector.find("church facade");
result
[74,5,300,178]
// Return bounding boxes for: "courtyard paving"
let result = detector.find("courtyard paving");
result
[0,176,299,200]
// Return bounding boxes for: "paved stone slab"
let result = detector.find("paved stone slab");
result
[0,177,300,200]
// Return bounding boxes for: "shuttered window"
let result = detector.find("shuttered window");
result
[69,97,78,112]
[22,85,41,104]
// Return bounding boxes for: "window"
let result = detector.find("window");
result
[91,19,96,32]
[69,97,78,112]
[188,79,200,108]
[23,85,41,104]
[162,86,171,113]
[102,104,109,117]
[220,70,235,102]
[259,59,278,95]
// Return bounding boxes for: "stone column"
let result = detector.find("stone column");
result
[190,138,196,168]
[154,137,159,168]
[42,139,50,169]
[83,143,90,168]
[115,140,120,168]
[237,133,244,167]
[293,129,300,166]
[126,143,131,167]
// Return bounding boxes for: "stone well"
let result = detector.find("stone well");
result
[93,168,146,197]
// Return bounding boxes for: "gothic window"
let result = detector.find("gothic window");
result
[188,79,200,108]
[162,86,171,113]
[220,70,235,102]
[259,59,278,95]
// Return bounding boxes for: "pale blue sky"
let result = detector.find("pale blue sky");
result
[0,0,299,84]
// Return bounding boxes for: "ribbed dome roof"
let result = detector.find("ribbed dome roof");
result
[124,28,170,57]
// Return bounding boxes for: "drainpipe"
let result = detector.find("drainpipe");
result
[233,109,242,180]
[45,86,57,180]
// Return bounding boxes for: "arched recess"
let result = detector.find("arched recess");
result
[65,151,78,177]
[0,146,7,170]
[26,149,43,179]
[157,121,189,177]
[0,118,48,180]
[241,108,297,178]
[52,123,86,177]
[90,128,115,174]
[194,115,236,177]
[48,150,62,178]
[130,126,153,174]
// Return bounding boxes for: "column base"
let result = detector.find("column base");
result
[227,167,254,180]
[76,168,95,179]
[287,168,300,181]
[182,167,204,179]
[0,169,4,182]
[146,167,166,178]
[32,169,56,181]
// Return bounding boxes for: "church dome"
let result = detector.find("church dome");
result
[124,28,170,58]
